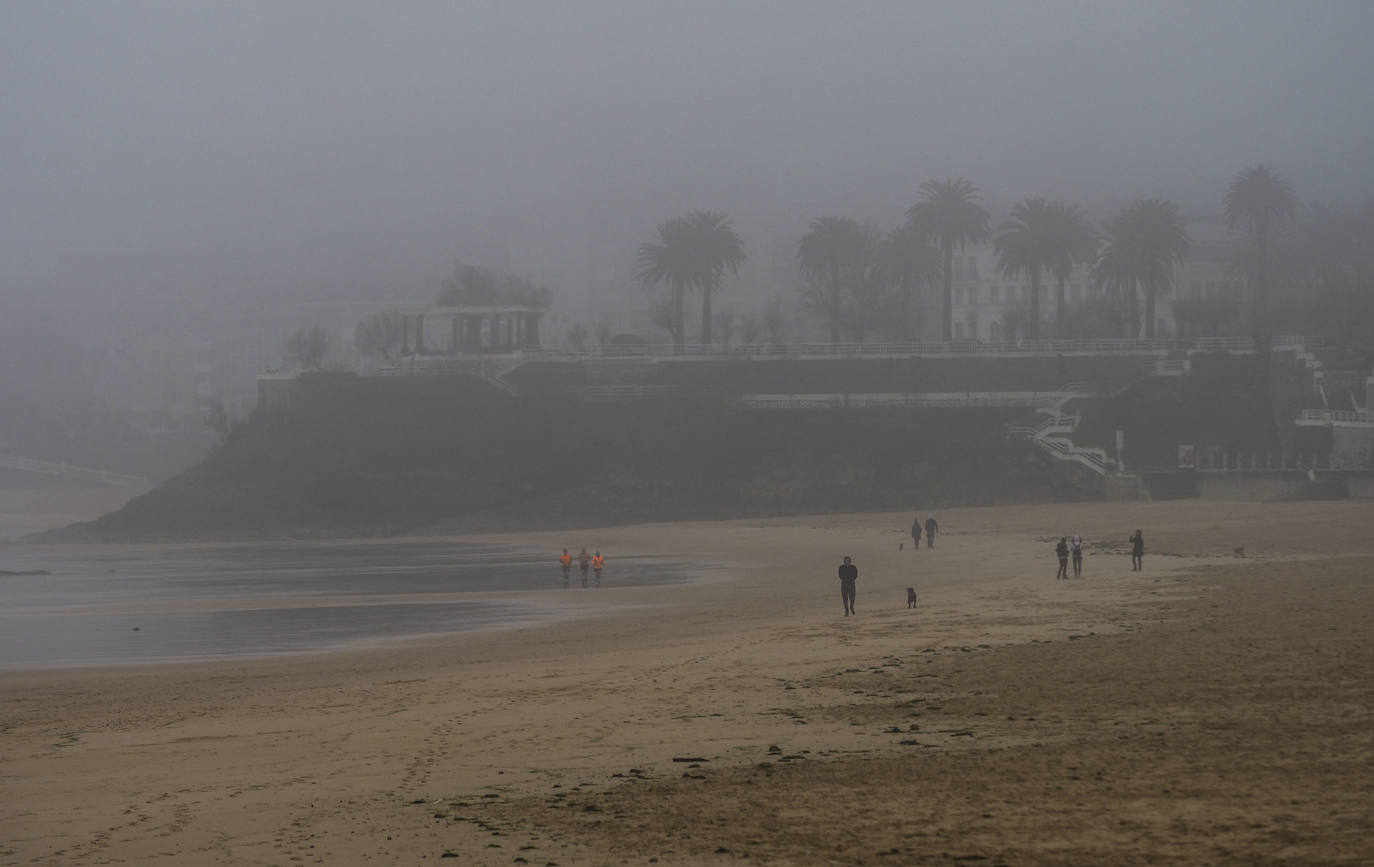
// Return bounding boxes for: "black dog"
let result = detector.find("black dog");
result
[906,587,919,608]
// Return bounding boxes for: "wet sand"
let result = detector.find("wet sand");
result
[2,499,1373,865]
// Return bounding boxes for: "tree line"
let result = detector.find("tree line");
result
[635,164,1373,354]
[284,164,1372,371]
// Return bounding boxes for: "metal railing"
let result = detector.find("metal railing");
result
[1298,409,1374,425]
[523,338,1181,360]
[362,335,1327,371]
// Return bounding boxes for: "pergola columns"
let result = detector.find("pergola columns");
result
[400,306,545,356]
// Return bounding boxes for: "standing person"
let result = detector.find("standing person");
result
[591,550,605,587]
[1130,530,1145,571]
[838,556,858,616]
[1070,534,1084,577]
[910,516,923,551]
[578,547,591,588]
[559,549,572,588]
[924,514,938,548]
[1055,536,1070,579]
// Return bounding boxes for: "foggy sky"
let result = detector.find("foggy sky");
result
[3,0,1373,294]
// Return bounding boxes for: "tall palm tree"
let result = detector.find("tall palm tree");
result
[1092,213,1140,337]
[1225,164,1296,356]
[876,221,941,341]
[797,217,870,343]
[635,216,696,349]
[1093,199,1190,338]
[994,198,1057,341]
[682,210,746,346]
[908,178,991,341]
[634,211,745,348]
[1046,201,1098,336]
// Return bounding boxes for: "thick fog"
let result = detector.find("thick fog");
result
[2,1,1372,473]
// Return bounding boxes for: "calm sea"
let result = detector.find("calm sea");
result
[0,540,700,670]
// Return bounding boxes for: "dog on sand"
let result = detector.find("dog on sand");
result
[906,587,919,608]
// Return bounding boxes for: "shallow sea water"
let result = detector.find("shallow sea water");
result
[0,540,699,669]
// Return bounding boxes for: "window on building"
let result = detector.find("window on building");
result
[990,286,1000,304]
[954,321,965,339]
[1071,284,1081,301]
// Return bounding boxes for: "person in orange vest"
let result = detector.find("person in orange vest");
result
[591,551,605,587]
[578,547,591,587]
[559,549,572,587]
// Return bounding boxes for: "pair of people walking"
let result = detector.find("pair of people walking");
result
[559,548,605,587]
[909,514,938,550]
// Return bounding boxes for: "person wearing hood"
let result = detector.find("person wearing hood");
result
[924,514,938,548]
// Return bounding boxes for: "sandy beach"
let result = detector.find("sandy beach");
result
[3,499,1373,865]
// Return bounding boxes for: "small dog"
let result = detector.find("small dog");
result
[906,587,919,608]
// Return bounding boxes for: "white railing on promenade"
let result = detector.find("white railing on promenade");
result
[522,338,1180,361]
[1297,409,1374,425]
[365,335,1326,371]
[0,454,151,489]
[378,356,527,377]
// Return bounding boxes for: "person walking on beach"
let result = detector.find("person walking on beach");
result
[578,547,591,588]
[1130,530,1145,571]
[1070,534,1084,577]
[591,550,605,587]
[1055,536,1070,579]
[924,514,938,548]
[559,549,572,587]
[910,516,922,551]
[838,556,858,616]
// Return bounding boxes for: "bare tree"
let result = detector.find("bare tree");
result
[353,310,404,362]
[738,312,765,346]
[762,298,786,345]
[714,311,736,349]
[284,326,331,369]
[567,321,588,348]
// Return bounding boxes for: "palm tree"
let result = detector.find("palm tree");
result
[683,210,746,346]
[876,221,941,341]
[634,210,746,349]
[1046,202,1098,336]
[635,216,696,349]
[1092,214,1138,337]
[1093,199,1190,338]
[797,217,871,343]
[1225,164,1297,356]
[908,178,991,341]
[994,198,1057,341]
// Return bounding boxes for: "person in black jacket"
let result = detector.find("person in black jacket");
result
[910,517,922,551]
[924,514,938,548]
[1055,537,1070,579]
[838,556,858,616]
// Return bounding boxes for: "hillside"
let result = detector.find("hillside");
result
[40,373,1060,541]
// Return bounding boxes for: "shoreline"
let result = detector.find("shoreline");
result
[0,545,729,672]
[3,500,1372,865]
